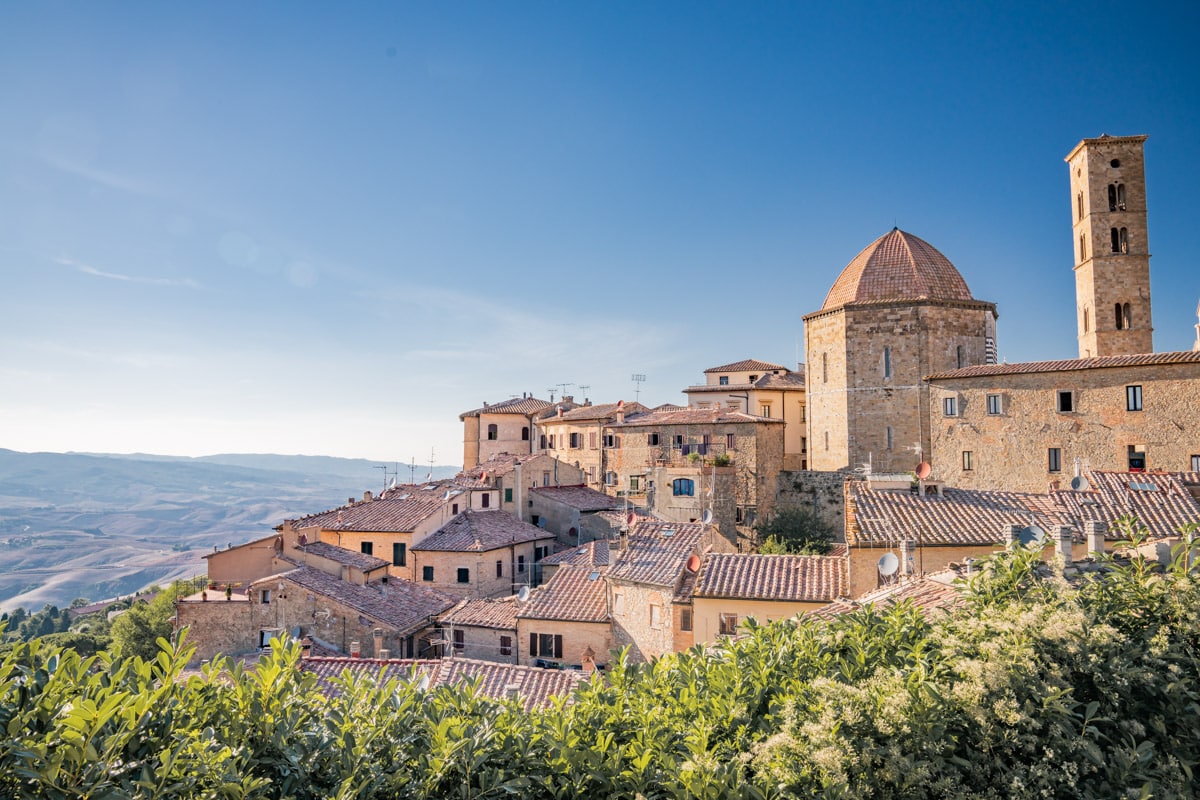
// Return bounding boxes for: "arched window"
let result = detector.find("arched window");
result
[1083,306,1089,333]
[1079,233,1087,262]
[1115,303,1124,330]
[672,478,695,497]
[486,423,498,441]
[1111,227,1121,253]
[1108,183,1117,212]
[1117,183,1126,210]
[521,426,530,441]
[1123,303,1132,330]
[1077,191,1084,221]
[1119,227,1128,253]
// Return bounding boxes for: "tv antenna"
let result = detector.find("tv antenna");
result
[374,464,390,492]
[631,373,646,402]
[578,384,590,402]
[547,382,574,402]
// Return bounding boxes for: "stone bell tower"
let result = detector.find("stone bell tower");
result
[1066,134,1153,358]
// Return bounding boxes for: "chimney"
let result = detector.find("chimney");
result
[557,405,564,418]
[1087,521,1107,558]
[378,648,391,660]
[350,640,361,658]
[1057,526,1074,566]
[373,627,383,658]
[363,490,373,502]
[899,539,916,576]
[616,399,625,425]
[504,684,521,701]
[618,530,628,552]
[1007,524,1023,548]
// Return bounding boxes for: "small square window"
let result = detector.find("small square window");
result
[504,488,513,503]
[680,608,693,632]
[453,629,464,652]
[943,397,958,416]
[422,566,434,582]
[1048,448,1062,473]
[518,555,526,573]
[986,394,1002,415]
[1192,455,1200,472]
[718,376,729,385]
[457,568,470,584]
[759,404,771,417]
[1126,385,1143,411]
[962,451,974,471]
[360,541,373,556]
[499,635,512,656]
[1057,391,1074,413]
[718,612,738,636]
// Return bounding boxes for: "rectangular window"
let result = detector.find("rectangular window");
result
[986,394,1002,415]
[499,635,512,656]
[760,404,771,417]
[674,434,684,448]
[679,608,693,632]
[629,475,641,493]
[496,560,503,578]
[1057,391,1074,413]
[718,376,729,385]
[672,478,695,496]
[504,488,513,503]
[422,566,434,582]
[1048,448,1062,473]
[718,612,738,636]
[589,432,597,449]
[649,604,662,628]
[943,397,958,416]
[360,541,373,556]
[603,434,619,448]
[962,451,974,471]
[453,629,464,652]
[542,471,550,486]
[1126,385,1143,411]
[648,433,660,446]
[452,503,459,514]
[570,432,581,448]
[613,591,624,614]
[533,633,563,660]
[518,555,526,573]
[457,567,470,584]
[800,436,807,454]
[481,493,490,508]
[886,426,893,450]
[1192,455,1200,471]
[726,433,736,450]
[883,346,892,378]
[392,543,407,567]
[261,589,271,605]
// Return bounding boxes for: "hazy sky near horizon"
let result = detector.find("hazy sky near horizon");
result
[2,2,1198,466]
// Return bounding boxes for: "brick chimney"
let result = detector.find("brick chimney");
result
[1057,526,1074,566]
[1087,521,1107,558]
[899,539,916,576]
[1007,524,1023,548]
[373,627,384,658]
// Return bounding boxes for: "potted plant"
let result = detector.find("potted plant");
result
[201,589,208,602]
[225,584,233,600]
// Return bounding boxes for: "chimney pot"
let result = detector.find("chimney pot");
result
[1057,526,1074,566]
[899,539,916,576]
[364,490,373,502]
[350,641,361,658]
[1087,521,1107,558]
[1007,524,1023,548]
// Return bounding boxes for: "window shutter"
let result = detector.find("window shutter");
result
[529,633,538,656]
[554,635,563,659]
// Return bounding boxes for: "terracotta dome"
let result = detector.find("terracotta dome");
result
[821,228,974,310]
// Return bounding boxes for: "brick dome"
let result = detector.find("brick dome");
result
[821,228,973,310]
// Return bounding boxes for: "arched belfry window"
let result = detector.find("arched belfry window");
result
[1077,191,1084,221]
[1119,227,1128,253]
[1115,303,1124,330]
[1079,233,1087,262]
[1083,306,1089,333]
[1123,303,1131,329]
[1108,183,1126,212]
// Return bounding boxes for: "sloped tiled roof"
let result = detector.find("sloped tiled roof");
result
[695,553,848,602]
[926,350,1200,381]
[608,408,783,428]
[459,452,543,480]
[412,510,555,552]
[539,401,649,424]
[608,521,706,587]
[686,370,806,394]
[530,485,622,512]
[822,229,974,310]
[704,359,789,374]
[519,566,610,623]
[297,541,389,571]
[439,595,519,630]
[1046,471,1200,539]
[541,539,610,567]
[812,571,963,620]
[300,656,586,711]
[291,488,452,533]
[253,567,455,635]
[460,396,553,419]
[653,403,686,412]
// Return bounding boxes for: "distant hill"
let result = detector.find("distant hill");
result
[0,449,460,612]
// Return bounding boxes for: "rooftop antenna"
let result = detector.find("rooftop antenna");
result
[548,382,574,403]
[546,387,556,402]
[631,373,646,403]
[409,456,416,484]
[578,384,590,403]
[374,464,389,493]
[426,448,435,482]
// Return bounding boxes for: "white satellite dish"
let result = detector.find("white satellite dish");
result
[1019,525,1046,547]
[701,509,713,524]
[877,552,899,576]
[1070,475,1091,492]
[516,586,531,602]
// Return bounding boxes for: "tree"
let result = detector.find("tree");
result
[754,507,835,554]
[109,591,176,661]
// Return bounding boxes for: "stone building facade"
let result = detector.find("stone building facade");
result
[536,401,648,489]
[459,395,553,469]
[803,228,998,474]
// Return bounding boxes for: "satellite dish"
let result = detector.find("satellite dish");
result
[1071,475,1091,491]
[442,490,452,501]
[1019,525,1046,547]
[516,586,531,602]
[415,674,431,692]
[915,462,932,480]
[877,552,899,576]
[685,553,701,573]
[701,509,713,524]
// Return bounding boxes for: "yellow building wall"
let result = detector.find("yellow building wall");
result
[515,617,614,669]
[692,597,828,644]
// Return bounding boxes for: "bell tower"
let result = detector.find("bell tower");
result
[1066,134,1153,358]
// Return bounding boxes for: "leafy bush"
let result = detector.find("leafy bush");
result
[754,506,835,554]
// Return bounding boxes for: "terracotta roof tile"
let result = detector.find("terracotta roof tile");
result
[926,350,1200,380]
[695,553,848,602]
[412,510,555,552]
[541,539,610,567]
[811,572,963,620]
[703,359,789,374]
[439,595,519,630]
[518,566,610,623]
[252,567,456,635]
[296,541,389,571]
[460,396,553,419]
[300,656,586,711]
[529,485,622,512]
[1047,471,1200,539]
[608,521,706,587]
[608,408,783,428]
[539,401,649,423]
[292,488,453,533]
[459,452,542,480]
[823,229,974,310]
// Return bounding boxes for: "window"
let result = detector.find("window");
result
[1128,444,1146,471]
[481,493,490,508]
[589,432,597,449]
[648,432,660,446]
[422,566,434,582]
[569,432,581,448]
[1109,182,1126,211]
[360,542,373,556]
[517,555,526,573]
[679,608,693,632]
[986,394,1002,415]
[604,471,617,486]
[260,589,271,604]
[496,560,503,578]
[1057,391,1074,413]
[822,353,827,383]
[1126,385,1143,411]
[674,434,684,448]
[486,423,498,441]
[1077,190,1084,220]
[457,568,470,584]
[1048,448,1062,473]
[956,345,964,369]
[801,436,807,454]
[1111,227,1129,253]
[521,426,530,441]
[726,433,736,450]
[613,591,624,614]
[392,543,407,567]
[453,629,464,652]
[530,633,563,660]
[452,503,459,514]
[603,434,619,448]
[1083,306,1089,333]
[672,478,695,496]
[718,613,738,636]
[760,403,771,417]
[1191,455,1200,471]
[943,397,958,416]
[824,431,829,451]
[718,376,729,385]
[539,434,547,449]
[1079,232,1087,262]
[499,635,512,656]
[547,434,555,448]
[542,471,550,486]
[962,451,974,471]
[649,604,662,628]
[883,346,892,378]
[629,475,641,493]
[1122,302,1131,330]
[886,426,893,450]
[504,488,513,503]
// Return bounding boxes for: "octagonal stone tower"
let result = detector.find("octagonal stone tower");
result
[803,228,998,472]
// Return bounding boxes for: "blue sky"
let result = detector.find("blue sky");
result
[2,2,1197,465]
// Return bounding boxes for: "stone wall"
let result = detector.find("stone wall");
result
[448,623,518,664]
[515,618,613,669]
[475,412,534,466]
[413,539,552,599]
[176,597,257,663]
[775,470,853,542]
[928,360,1200,493]
[691,597,827,643]
[610,582,675,663]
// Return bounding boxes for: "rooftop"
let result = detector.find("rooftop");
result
[608,408,782,428]
[439,595,519,630]
[290,486,453,533]
[459,396,553,419]
[295,541,390,572]
[540,539,610,568]
[821,228,975,311]
[925,350,1200,380]
[519,565,610,623]
[412,510,555,552]
[812,571,963,620]
[704,358,789,374]
[608,521,706,587]
[530,485,622,512]
[694,553,848,602]
[540,401,649,423]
